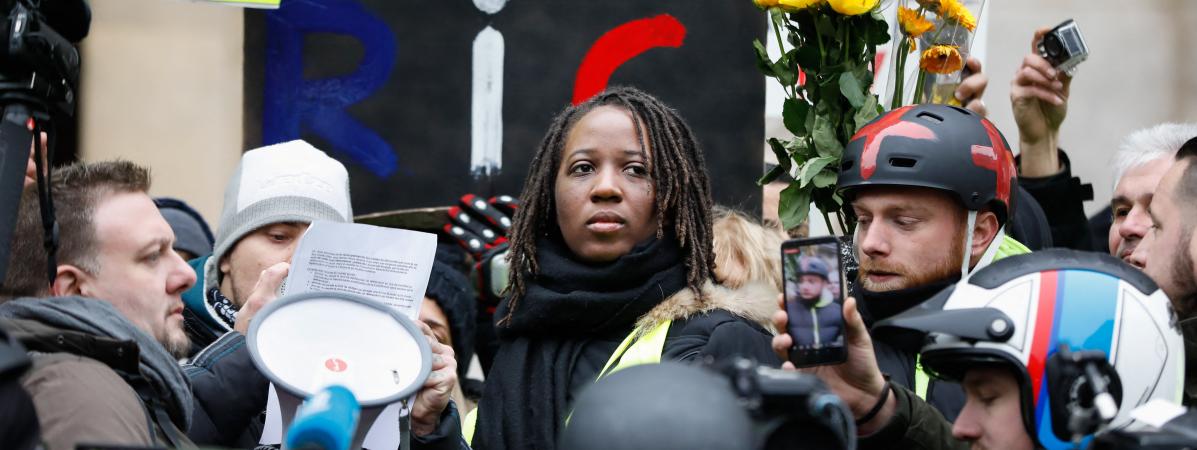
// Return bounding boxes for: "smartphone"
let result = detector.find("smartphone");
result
[782,236,847,367]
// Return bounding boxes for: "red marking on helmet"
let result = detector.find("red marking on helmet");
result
[324,358,348,372]
[1027,270,1058,404]
[851,106,937,180]
[970,120,1015,207]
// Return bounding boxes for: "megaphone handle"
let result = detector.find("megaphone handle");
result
[279,390,303,449]
[400,399,411,450]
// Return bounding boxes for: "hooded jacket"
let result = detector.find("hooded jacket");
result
[0,296,194,450]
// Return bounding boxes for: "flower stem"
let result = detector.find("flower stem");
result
[912,68,928,104]
[891,39,907,109]
[813,15,826,70]
[770,12,795,98]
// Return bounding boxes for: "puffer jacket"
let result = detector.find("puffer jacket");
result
[0,297,195,450]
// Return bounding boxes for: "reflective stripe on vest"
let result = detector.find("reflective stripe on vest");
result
[463,406,478,445]
[596,320,673,380]
[912,235,1030,400]
[461,320,674,444]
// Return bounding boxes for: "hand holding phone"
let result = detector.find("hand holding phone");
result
[782,237,847,367]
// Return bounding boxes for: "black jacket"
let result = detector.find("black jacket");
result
[1017,150,1097,251]
[859,384,968,450]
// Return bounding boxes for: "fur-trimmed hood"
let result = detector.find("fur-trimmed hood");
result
[634,280,780,336]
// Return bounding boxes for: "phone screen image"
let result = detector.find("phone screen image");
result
[782,237,847,367]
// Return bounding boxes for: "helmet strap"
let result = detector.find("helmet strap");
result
[961,211,977,279]
[960,211,1007,281]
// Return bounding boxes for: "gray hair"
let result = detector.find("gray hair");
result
[1112,123,1197,188]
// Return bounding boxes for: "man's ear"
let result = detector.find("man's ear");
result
[49,265,88,297]
[970,210,1001,261]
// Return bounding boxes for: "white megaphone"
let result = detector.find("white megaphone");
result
[246,291,432,450]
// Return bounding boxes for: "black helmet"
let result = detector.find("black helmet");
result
[837,104,1017,224]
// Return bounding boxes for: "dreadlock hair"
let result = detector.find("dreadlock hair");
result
[502,86,715,324]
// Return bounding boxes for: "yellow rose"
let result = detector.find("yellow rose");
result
[828,0,878,15]
[778,0,824,12]
[753,0,781,9]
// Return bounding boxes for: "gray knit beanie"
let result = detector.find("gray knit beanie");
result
[203,140,353,293]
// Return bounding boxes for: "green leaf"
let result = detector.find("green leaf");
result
[752,39,774,76]
[866,15,891,45]
[814,14,836,38]
[795,44,821,74]
[838,72,866,108]
[768,138,791,171]
[798,155,837,187]
[782,98,810,136]
[812,170,838,188]
[757,164,787,186]
[773,51,798,87]
[853,94,882,132]
[778,183,812,230]
[803,108,817,137]
[812,115,844,158]
[786,137,815,160]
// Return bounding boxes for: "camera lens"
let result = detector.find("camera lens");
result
[1043,35,1064,58]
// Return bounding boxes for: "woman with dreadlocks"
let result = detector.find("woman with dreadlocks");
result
[464,87,780,449]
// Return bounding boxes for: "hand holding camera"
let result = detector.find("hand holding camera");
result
[1012,20,1088,177]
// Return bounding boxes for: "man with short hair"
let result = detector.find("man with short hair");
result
[0,160,198,449]
[1135,138,1197,312]
[829,103,1029,424]
[1110,126,1197,266]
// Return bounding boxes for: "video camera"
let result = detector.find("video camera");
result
[715,358,856,450]
[0,0,89,285]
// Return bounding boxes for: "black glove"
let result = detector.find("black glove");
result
[443,194,516,311]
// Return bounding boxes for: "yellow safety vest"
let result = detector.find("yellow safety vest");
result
[913,235,1030,399]
[462,320,674,444]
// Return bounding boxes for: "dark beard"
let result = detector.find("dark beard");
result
[1173,228,1197,319]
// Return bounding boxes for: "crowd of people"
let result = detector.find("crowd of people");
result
[0,24,1196,450]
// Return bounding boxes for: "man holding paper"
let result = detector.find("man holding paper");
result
[182,140,464,449]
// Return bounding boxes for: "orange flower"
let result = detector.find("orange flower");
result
[898,6,934,37]
[920,45,964,74]
[937,0,977,31]
[906,37,918,54]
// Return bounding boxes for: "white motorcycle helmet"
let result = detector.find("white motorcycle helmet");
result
[875,249,1185,449]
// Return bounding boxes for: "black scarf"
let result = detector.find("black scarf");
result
[855,275,959,325]
[206,287,238,330]
[472,233,688,450]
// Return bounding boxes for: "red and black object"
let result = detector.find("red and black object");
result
[442,193,518,311]
[444,194,518,260]
[838,104,1017,225]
